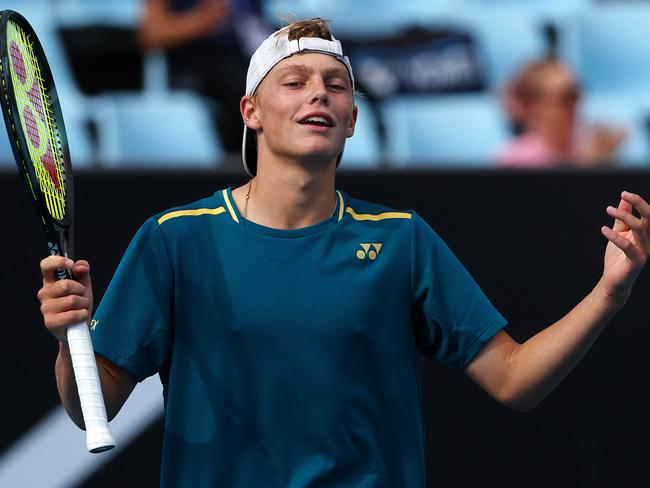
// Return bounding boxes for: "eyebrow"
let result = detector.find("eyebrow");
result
[275,63,350,80]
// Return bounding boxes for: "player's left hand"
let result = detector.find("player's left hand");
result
[600,191,650,305]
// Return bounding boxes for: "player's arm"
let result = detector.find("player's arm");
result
[38,256,137,429]
[55,344,137,429]
[465,191,649,412]
[138,0,230,51]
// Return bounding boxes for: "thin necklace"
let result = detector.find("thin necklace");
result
[243,179,337,221]
[244,178,253,219]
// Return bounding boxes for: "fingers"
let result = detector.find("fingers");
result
[608,192,650,253]
[40,256,74,284]
[40,294,91,319]
[38,257,94,343]
[38,278,87,300]
[39,293,91,342]
[71,260,92,288]
[607,202,639,233]
[621,191,650,219]
[601,226,645,265]
[610,198,633,232]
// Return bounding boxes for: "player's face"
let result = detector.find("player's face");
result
[248,53,357,168]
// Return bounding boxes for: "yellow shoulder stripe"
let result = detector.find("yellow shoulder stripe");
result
[157,207,226,225]
[346,207,412,221]
[222,189,240,223]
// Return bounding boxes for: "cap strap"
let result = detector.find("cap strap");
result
[287,37,344,56]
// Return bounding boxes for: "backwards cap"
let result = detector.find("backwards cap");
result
[242,25,355,177]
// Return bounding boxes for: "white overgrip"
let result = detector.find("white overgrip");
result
[66,322,116,453]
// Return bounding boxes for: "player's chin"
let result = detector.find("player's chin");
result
[295,142,343,166]
[300,134,345,154]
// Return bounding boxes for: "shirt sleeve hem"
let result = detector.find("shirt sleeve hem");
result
[459,315,508,369]
[92,338,151,383]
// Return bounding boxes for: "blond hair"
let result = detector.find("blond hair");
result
[254,18,337,102]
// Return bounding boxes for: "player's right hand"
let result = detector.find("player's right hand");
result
[37,256,94,343]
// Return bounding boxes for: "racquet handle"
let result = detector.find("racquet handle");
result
[66,321,116,453]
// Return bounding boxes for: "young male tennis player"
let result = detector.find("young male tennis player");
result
[38,18,650,487]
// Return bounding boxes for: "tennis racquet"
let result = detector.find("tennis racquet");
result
[0,10,115,453]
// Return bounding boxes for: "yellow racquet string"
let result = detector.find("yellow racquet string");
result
[7,20,66,221]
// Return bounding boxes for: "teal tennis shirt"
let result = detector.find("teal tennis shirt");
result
[91,187,507,487]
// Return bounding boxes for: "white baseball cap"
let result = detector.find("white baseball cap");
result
[242,24,355,177]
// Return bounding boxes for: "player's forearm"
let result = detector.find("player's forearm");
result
[504,279,622,411]
[55,342,133,428]
[55,341,85,429]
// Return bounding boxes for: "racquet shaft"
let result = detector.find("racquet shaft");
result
[66,321,115,453]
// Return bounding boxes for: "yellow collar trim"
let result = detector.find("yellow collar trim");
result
[158,207,226,225]
[222,189,240,223]
[345,207,412,221]
[336,190,345,222]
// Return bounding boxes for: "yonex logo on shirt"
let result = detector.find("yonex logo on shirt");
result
[356,243,383,261]
[90,319,99,331]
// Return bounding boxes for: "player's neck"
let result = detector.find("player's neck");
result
[232,162,337,230]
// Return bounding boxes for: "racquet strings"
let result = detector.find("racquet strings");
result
[6,19,66,221]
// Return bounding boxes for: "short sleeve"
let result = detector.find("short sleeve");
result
[410,212,506,369]
[91,217,173,382]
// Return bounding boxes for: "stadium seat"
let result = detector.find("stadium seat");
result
[339,97,382,169]
[459,0,589,20]
[580,93,650,167]
[58,92,95,168]
[53,0,142,28]
[264,0,452,37]
[562,4,650,92]
[93,92,224,168]
[437,9,548,88]
[381,94,510,167]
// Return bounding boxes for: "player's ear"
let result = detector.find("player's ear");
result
[241,95,262,130]
[346,104,359,138]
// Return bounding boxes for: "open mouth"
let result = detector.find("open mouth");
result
[298,113,334,128]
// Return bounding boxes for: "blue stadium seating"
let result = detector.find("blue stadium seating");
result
[3,0,647,170]
[264,0,451,37]
[53,0,142,28]
[93,92,224,168]
[339,97,382,169]
[381,94,510,167]
[562,4,650,93]
[438,9,547,88]
[459,0,589,19]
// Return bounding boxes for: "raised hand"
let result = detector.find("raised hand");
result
[37,256,94,343]
[600,191,650,304]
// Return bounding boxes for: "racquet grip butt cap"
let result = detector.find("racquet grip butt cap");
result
[87,431,116,453]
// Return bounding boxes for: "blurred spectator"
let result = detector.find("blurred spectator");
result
[497,59,626,167]
[139,0,270,153]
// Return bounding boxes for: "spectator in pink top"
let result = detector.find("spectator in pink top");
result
[497,60,625,168]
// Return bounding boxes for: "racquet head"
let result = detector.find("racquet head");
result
[0,9,74,256]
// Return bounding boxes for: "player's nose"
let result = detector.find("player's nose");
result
[309,78,329,105]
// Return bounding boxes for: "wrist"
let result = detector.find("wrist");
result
[593,278,628,314]
[58,340,71,357]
